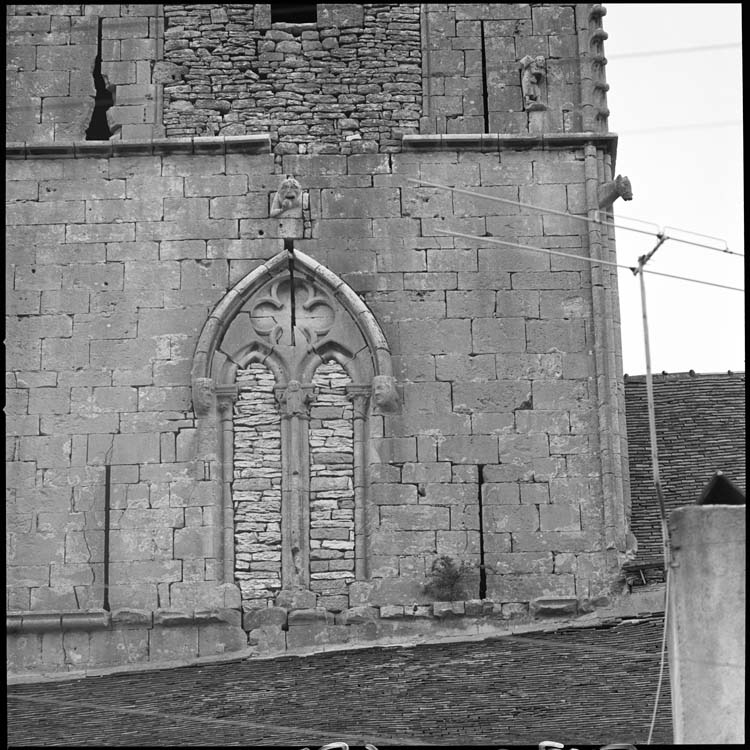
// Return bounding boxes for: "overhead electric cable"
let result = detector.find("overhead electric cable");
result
[408,178,742,257]
[432,228,745,293]
[607,42,741,59]
[618,120,742,135]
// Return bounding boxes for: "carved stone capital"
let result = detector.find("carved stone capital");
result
[345,384,372,419]
[215,384,239,416]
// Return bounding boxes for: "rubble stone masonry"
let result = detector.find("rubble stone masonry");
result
[6,4,627,672]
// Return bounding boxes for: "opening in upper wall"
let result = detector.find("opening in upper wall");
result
[271,3,317,24]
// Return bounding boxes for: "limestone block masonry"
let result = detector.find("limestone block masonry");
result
[6,3,631,675]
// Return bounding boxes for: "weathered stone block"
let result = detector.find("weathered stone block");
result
[452,380,531,414]
[243,606,288,631]
[247,624,287,653]
[198,622,247,656]
[111,433,160,465]
[380,505,451,531]
[370,530,436,557]
[539,502,581,532]
[484,504,539,533]
[288,608,334,626]
[436,530,481,556]
[111,609,153,628]
[532,380,589,410]
[274,588,317,610]
[149,624,199,662]
[530,596,578,617]
[378,605,405,619]
[486,573,576,603]
[471,318,526,354]
[6,633,44,672]
[438,435,498,464]
[369,481,417,506]
[337,606,378,625]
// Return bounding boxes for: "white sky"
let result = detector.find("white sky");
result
[601,3,744,375]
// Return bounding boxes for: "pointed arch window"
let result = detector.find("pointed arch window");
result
[191,250,397,612]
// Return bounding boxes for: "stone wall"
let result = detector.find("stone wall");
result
[6,3,628,673]
[162,3,422,154]
[6,4,161,142]
[422,3,608,135]
[6,137,625,624]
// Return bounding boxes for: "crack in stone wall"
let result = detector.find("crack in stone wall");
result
[233,363,282,610]
[309,361,354,611]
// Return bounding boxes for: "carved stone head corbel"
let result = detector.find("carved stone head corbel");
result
[270,175,303,218]
[371,374,401,415]
[192,376,215,416]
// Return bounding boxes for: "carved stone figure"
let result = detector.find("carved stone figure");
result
[192,377,214,416]
[270,175,303,218]
[371,374,401,414]
[598,174,633,209]
[520,55,547,111]
[278,380,312,417]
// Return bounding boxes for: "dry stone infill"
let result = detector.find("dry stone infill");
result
[309,361,355,611]
[233,363,282,610]
[162,3,421,154]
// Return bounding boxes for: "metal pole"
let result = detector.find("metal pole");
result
[636,251,671,568]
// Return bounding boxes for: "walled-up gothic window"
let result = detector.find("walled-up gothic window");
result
[192,249,397,612]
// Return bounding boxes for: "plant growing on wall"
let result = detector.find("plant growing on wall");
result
[423,555,472,601]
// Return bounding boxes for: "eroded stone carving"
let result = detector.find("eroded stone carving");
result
[598,175,633,209]
[270,175,303,218]
[371,375,401,415]
[277,380,314,417]
[192,377,215,416]
[520,55,547,111]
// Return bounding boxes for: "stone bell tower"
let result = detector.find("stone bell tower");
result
[6,4,633,671]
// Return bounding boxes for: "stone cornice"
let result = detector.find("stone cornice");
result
[402,132,618,160]
[4,134,272,159]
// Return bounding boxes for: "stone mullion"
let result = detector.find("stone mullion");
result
[216,385,238,584]
[277,382,314,593]
[347,386,371,581]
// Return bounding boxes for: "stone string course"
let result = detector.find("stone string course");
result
[233,363,282,609]
[162,3,422,155]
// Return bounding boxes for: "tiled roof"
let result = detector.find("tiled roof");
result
[624,371,746,570]
[7,615,672,745]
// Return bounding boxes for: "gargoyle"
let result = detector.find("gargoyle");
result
[598,174,633,210]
